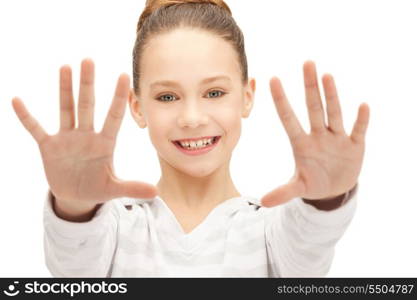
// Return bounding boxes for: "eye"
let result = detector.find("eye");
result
[156,90,226,102]
[207,90,226,98]
[156,93,178,102]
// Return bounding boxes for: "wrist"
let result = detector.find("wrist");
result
[50,190,101,222]
[301,183,358,211]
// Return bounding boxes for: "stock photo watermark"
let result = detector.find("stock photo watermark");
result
[2,280,127,297]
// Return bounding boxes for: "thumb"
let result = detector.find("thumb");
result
[111,180,158,200]
[260,177,304,207]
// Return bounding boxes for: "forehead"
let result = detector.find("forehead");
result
[140,28,240,83]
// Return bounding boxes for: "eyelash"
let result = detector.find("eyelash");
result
[156,90,226,102]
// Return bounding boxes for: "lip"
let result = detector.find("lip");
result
[172,136,221,156]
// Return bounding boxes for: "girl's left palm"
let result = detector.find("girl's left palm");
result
[261,61,370,207]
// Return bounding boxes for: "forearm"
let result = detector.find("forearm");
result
[265,184,358,277]
[44,190,117,277]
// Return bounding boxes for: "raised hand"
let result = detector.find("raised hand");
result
[261,61,370,207]
[12,58,158,218]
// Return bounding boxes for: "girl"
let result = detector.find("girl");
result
[11,0,369,277]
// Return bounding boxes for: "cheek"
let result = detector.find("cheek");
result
[146,113,173,146]
[221,99,242,123]
[216,109,242,146]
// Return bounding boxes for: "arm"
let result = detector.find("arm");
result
[43,190,118,277]
[261,61,369,277]
[264,184,358,277]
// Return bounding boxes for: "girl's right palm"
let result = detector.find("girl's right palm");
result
[11,58,158,205]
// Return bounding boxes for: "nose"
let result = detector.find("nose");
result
[177,100,209,128]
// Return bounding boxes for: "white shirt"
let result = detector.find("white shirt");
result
[43,189,357,277]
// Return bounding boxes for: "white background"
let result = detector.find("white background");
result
[0,0,416,277]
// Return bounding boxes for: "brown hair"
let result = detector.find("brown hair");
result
[132,0,248,96]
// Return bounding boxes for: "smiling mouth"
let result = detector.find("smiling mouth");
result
[172,136,221,150]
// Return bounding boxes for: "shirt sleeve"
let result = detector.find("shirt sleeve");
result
[43,190,119,277]
[263,189,358,277]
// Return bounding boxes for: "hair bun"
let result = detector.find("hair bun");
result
[145,0,231,14]
[138,0,232,32]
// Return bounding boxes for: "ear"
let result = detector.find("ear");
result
[242,77,256,118]
[128,89,147,128]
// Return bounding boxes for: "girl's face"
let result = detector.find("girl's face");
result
[129,28,255,178]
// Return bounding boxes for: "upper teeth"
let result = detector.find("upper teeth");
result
[178,137,216,148]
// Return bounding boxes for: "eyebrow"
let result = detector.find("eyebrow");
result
[150,75,232,89]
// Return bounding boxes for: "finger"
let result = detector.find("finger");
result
[350,103,370,144]
[59,65,75,131]
[110,180,158,200]
[11,97,49,145]
[78,58,95,131]
[270,77,306,142]
[322,74,346,134]
[303,60,327,133]
[100,74,130,141]
[260,178,305,207]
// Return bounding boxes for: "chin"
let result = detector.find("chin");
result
[175,163,220,178]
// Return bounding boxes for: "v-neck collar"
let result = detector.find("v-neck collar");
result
[148,195,253,253]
